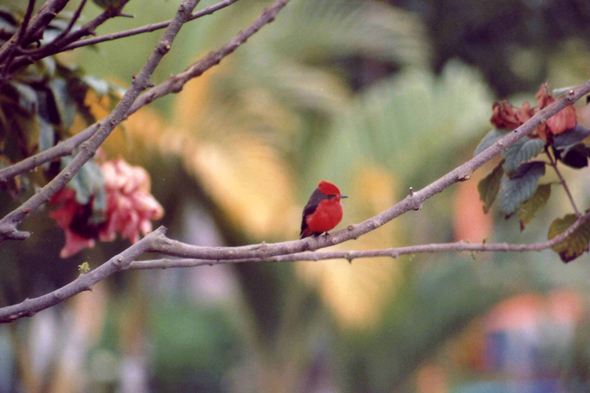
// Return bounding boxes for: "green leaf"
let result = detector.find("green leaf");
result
[499,161,545,216]
[548,214,590,263]
[37,117,55,165]
[552,125,590,150]
[519,184,551,230]
[49,78,76,130]
[474,129,510,157]
[477,160,504,214]
[83,75,110,97]
[62,157,105,207]
[502,136,545,174]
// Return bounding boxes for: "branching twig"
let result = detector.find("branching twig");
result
[0,0,288,183]
[0,0,203,241]
[43,0,88,48]
[4,1,131,77]
[0,0,69,62]
[0,0,36,81]
[1,210,589,324]
[63,0,240,52]
[545,146,581,217]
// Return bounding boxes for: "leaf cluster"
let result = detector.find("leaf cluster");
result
[475,124,590,263]
[0,8,121,201]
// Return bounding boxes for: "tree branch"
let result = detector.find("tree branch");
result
[62,0,240,52]
[0,0,288,183]
[0,0,69,63]
[134,210,590,266]
[0,0,203,241]
[2,209,589,324]
[4,1,131,78]
[0,0,37,81]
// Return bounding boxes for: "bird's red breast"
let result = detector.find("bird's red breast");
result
[300,180,347,238]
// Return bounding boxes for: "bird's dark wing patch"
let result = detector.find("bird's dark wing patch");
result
[300,188,328,237]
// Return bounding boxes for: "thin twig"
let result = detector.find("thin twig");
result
[0,0,36,82]
[63,0,240,52]
[0,0,203,241]
[545,146,581,217]
[43,0,88,47]
[0,0,286,183]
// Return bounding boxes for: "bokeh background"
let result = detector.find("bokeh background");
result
[2,0,590,392]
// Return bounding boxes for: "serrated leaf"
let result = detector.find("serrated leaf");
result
[519,184,551,230]
[552,125,590,150]
[502,136,545,174]
[548,214,590,263]
[478,160,504,214]
[474,129,510,157]
[499,161,545,216]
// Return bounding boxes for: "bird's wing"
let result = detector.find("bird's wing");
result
[300,188,327,236]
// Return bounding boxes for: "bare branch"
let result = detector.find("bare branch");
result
[127,0,289,114]
[5,1,131,77]
[134,211,590,266]
[545,146,581,217]
[0,124,98,183]
[0,0,204,241]
[2,209,589,324]
[0,0,37,81]
[0,0,69,62]
[44,0,88,47]
[0,227,165,323]
[0,0,287,183]
[63,0,240,52]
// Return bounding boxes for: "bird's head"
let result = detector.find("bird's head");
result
[318,180,348,200]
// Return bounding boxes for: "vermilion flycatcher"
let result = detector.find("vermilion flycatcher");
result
[300,180,347,239]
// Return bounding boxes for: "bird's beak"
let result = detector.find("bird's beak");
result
[340,195,348,199]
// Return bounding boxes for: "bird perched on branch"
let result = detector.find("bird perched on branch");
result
[300,180,347,239]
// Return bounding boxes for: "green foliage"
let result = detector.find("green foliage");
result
[498,161,545,217]
[477,160,504,214]
[0,8,122,197]
[474,129,510,157]
[519,184,551,230]
[548,214,590,263]
[502,136,546,173]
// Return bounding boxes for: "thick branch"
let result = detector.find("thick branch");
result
[0,227,164,323]
[134,211,590,267]
[2,210,589,324]
[0,0,203,241]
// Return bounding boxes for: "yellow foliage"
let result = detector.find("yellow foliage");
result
[162,58,297,240]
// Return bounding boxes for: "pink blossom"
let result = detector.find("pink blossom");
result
[49,158,164,258]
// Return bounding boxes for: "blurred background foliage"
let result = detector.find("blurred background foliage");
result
[2,0,590,392]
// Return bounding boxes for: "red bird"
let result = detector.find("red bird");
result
[300,180,348,239]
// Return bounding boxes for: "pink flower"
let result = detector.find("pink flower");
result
[49,158,164,258]
[49,188,96,258]
[98,158,164,244]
